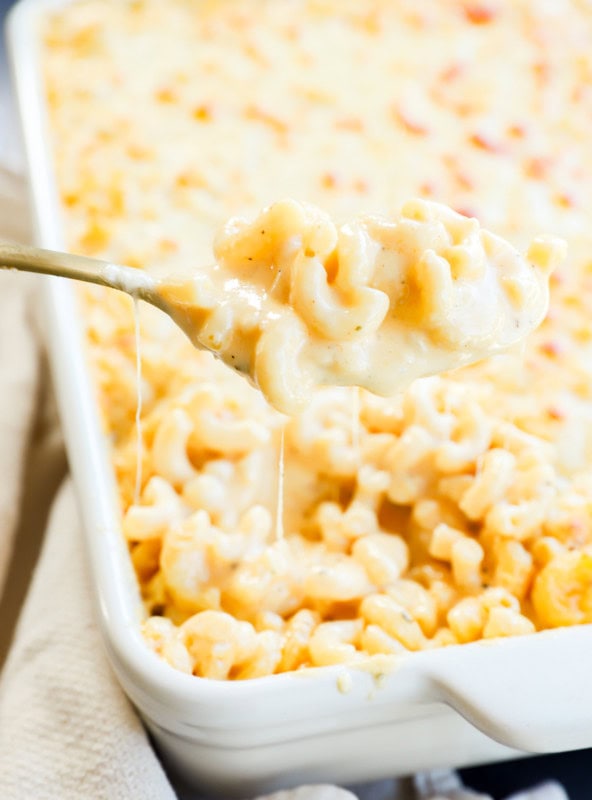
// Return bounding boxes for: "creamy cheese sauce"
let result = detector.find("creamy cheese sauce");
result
[154,198,562,413]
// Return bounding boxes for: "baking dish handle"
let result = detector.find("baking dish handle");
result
[425,626,592,753]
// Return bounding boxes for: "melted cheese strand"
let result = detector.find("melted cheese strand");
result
[275,428,285,541]
[133,298,143,504]
[351,386,361,457]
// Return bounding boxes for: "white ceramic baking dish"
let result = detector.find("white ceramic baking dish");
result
[6,0,592,795]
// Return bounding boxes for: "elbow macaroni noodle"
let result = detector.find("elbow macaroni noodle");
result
[156,197,561,414]
[44,0,592,679]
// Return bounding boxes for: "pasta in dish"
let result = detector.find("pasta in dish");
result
[43,0,592,679]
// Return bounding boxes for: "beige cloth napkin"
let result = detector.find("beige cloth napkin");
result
[0,165,569,800]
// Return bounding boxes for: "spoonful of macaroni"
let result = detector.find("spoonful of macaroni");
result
[0,198,564,414]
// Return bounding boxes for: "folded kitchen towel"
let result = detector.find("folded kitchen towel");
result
[0,166,572,800]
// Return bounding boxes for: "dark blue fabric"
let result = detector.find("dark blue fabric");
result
[0,0,12,35]
[461,750,591,799]
[1,0,12,73]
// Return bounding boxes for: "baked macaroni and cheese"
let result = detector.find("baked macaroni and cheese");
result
[43,0,592,680]
[154,197,561,414]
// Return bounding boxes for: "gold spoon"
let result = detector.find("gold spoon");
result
[0,240,162,304]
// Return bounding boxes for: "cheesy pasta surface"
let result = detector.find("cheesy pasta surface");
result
[44,0,592,679]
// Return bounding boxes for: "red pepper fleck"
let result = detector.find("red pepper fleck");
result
[454,207,477,219]
[419,182,435,197]
[507,124,526,139]
[464,3,498,24]
[456,171,474,190]
[245,105,288,134]
[524,157,551,180]
[470,132,503,153]
[539,340,563,357]
[547,406,565,421]
[394,107,428,135]
[442,154,474,191]
[440,63,464,83]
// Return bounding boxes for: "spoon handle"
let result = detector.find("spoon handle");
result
[0,241,155,298]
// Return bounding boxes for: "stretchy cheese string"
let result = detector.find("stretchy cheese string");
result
[133,298,144,504]
[351,386,361,458]
[275,428,285,540]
